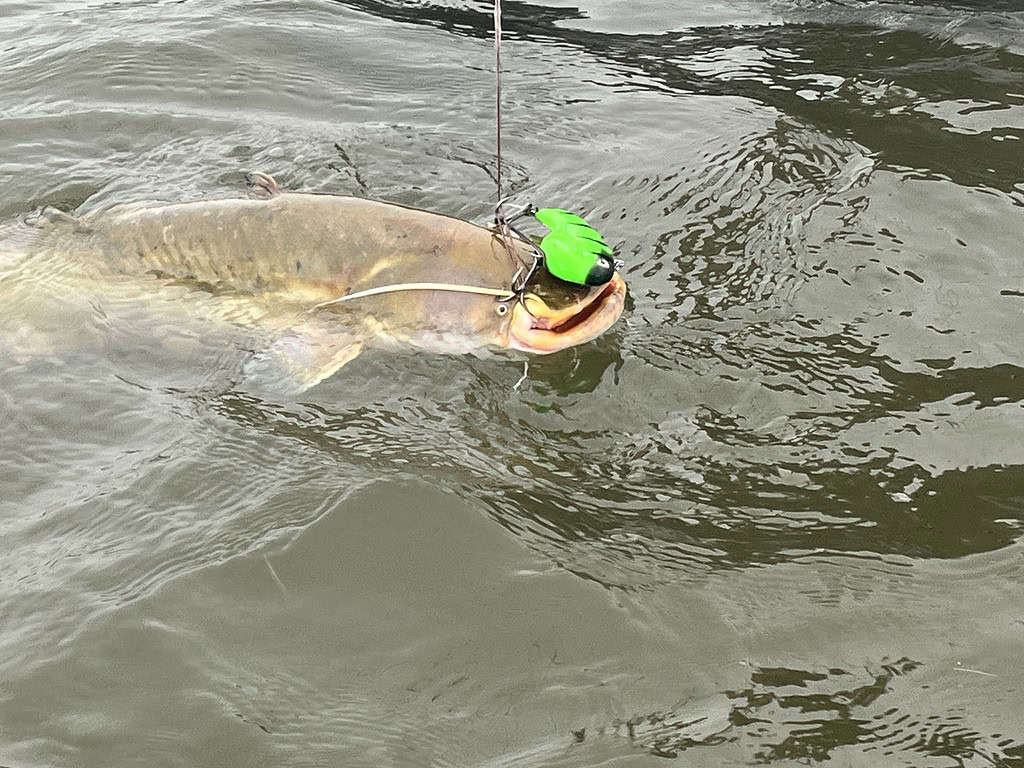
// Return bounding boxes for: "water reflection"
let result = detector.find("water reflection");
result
[201,370,1024,587]
[336,0,1024,194]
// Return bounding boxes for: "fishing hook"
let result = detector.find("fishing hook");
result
[493,198,544,305]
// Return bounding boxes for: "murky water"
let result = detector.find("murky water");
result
[2,0,1024,765]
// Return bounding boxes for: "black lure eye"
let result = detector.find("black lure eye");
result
[584,258,616,286]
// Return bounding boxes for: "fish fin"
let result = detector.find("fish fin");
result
[23,206,83,230]
[242,329,363,395]
[245,172,282,200]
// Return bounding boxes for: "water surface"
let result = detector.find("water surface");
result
[2,0,1024,765]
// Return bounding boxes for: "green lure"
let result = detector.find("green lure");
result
[534,208,617,286]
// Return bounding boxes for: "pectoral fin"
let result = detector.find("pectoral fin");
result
[241,328,363,395]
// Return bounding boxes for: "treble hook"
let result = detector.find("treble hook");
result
[493,198,545,315]
[493,264,540,318]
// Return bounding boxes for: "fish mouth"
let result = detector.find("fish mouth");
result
[508,272,627,353]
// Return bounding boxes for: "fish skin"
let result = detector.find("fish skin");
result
[84,195,515,294]
[27,193,522,336]
[11,181,626,391]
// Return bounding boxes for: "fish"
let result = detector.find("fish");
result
[12,173,627,392]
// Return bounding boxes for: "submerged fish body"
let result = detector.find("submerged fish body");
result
[15,178,627,391]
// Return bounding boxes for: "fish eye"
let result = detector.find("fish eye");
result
[495,303,509,316]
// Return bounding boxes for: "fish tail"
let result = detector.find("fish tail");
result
[23,205,81,230]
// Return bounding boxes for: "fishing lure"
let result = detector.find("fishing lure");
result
[534,208,618,286]
[494,202,621,295]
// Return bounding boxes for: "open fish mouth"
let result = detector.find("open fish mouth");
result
[507,272,627,353]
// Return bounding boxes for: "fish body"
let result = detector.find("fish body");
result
[11,177,627,391]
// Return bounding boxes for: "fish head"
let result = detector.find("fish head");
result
[504,268,627,354]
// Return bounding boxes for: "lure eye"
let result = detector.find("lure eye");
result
[495,302,509,316]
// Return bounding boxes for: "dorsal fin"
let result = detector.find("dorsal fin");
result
[245,172,281,200]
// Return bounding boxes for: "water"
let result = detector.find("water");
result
[2,0,1024,765]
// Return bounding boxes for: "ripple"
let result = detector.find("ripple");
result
[525,657,1024,765]
[3,3,1024,765]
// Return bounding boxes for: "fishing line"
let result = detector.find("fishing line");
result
[492,0,528,283]
[494,0,503,198]
[313,282,518,309]
[489,0,547,313]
